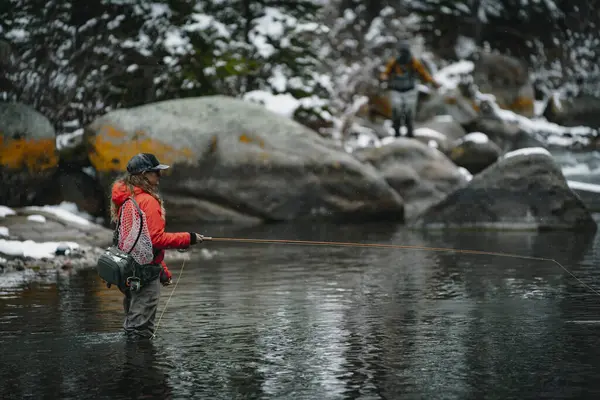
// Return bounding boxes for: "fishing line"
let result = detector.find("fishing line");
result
[153,257,186,339]
[210,237,600,297]
[152,235,600,337]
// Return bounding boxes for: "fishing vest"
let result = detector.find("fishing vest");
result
[389,57,416,92]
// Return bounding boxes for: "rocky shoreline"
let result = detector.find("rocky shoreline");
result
[0,204,110,281]
[3,54,600,284]
[0,203,214,287]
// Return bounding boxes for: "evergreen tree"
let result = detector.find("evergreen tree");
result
[0,0,167,131]
[165,0,327,98]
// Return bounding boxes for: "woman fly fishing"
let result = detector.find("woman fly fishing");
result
[109,153,206,338]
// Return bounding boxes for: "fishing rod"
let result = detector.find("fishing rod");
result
[209,236,600,293]
[152,234,600,338]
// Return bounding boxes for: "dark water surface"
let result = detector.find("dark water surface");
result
[2,221,600,399]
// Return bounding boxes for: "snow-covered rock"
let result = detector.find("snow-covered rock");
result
[414,147,596,231]
[354,138,468,221]
[449,132,502,174]
[0,203,112,248]
[0,203,113,278]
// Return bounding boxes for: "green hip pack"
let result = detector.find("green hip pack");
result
[96,246,162,290]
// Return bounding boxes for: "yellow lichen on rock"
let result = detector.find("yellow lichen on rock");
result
[0,135,58,171]
[508,96,534,116]
[239,134,251,144]
[444,97,457,105]
[209,135,218,154]
[239,133,265,148]
[450,146,465,161]
[87,125,195,173]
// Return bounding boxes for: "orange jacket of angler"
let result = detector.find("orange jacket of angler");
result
[380,57,436,84]
[111,181,192,277]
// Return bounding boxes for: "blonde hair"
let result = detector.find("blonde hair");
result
[110,173,165,223]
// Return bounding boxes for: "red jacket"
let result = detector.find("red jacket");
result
[111,181,192,278]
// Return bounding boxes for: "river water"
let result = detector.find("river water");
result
[2,221,600,400]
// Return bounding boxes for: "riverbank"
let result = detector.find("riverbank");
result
[0,202,226,288]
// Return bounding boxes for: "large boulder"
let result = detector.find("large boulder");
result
[55,169,107,219]
[472,52,535,117]
[414,115,468,152]
[543,92,600,129]
[354,138,468,221]
[465,99,549,152]
[416,87,479,125]
[0,102,59,207]
[413,147,597,231]
[449,132,501,174]
[417,115,467,142]
[465,117,521,152]
[84,96,405,224]
[472,96,597,152]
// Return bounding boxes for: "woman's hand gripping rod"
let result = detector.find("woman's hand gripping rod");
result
[177,234,213,252]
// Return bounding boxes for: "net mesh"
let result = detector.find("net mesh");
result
[117,199,154,265]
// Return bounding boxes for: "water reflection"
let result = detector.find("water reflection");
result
[418,229,596,300]
[2,223,600,399]
[113,340,173,399]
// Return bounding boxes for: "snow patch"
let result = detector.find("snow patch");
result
[27,215,47,223]
[433,115,455,123]
[0,227,8,237]
[244,91,301,117]
[379,136,396,146]
[56,128,84,150]
[150,3,170,18]
[481,95,596,147]
[496,107,590,136]
[414,127,447,141]
[0,239,79,259]
[5,28,28,41]
[454,36,477,59]
[164,29,190,55]
[434,60,474,90]
[503,147,552,159]
[568,181,600,193]
[459,167,473,182]
[462,132,489,144]
[250,8,291,58]
[534,100,546,117]
[187,13,231,38]
[344,128,381,152]
[243,90,328,118]
[561,163,595,176]
[24,202,94,226]
[0,206,16,218]
[267,65,289,92]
